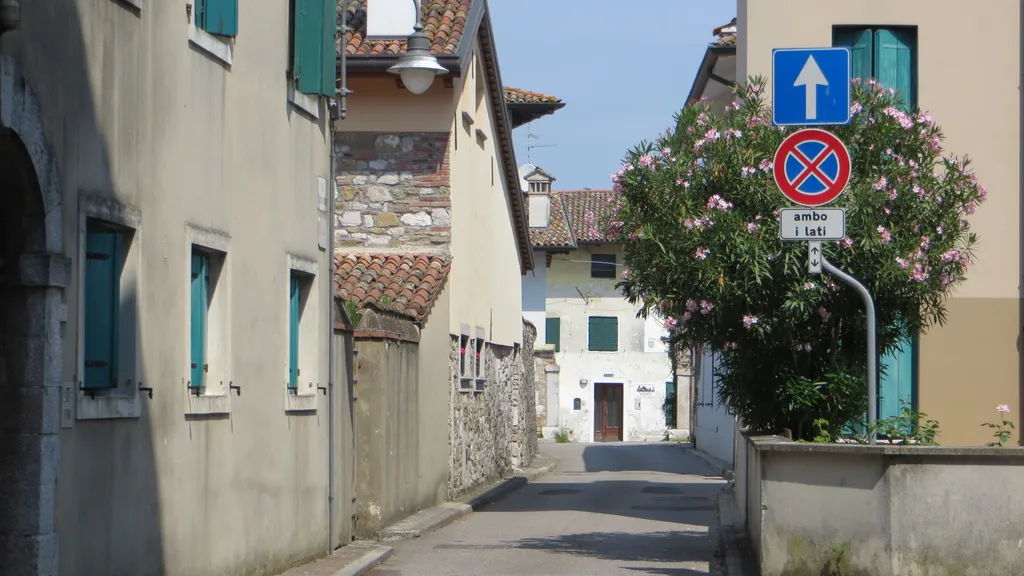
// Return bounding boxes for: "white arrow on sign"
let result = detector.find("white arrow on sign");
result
[794,55,828,120]
[808,241,822,275]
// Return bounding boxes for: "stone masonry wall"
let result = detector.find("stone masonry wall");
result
[335,132,451,251]
[447,322,537,498]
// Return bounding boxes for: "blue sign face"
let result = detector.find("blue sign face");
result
[772,48,851,127]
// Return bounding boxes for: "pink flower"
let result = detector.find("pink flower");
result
[978,185,989,201]
[723,341,739,350]
[964,201,978,215]
[877,226,891,243]
[684,218,696,229]
[621,268,629,279]
[682,311,692,322]
[883,106,914,129]
[874,176,888,191]
[742,315,759,329]
[910,262,929,282]
[896,257,910,269]
[705,128,721,142]
[638,154,655,169]
[997,404,1011,414]
[913,184,925,199]
[759,159,774,173]
[460,347,466,355]
[796,343,812,352]
[839,237,854,249]
[928,135,942,152]
[686,299,698,312]
[676,178,686,186]
[700,300,714,315]
[664,317,678,330]
[818,307,832,322]
[725,129,743,140]
[741,166,756,178]
[960,255,971,270]
[850,102,863,115]
[661,147,671,156]
[803,282,816,290]
[941,249,960,263]
[748,84,762,94]
[888,189,898,201]
[746,222,760,234]
[727,101,741,111]
[706,194,733,211]
[916,112,933,126]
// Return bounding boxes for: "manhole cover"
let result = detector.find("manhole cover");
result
[538,488,581,496]
[642,486,684,495]
[631,504,717,512]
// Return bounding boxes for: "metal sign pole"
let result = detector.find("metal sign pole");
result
[821,256,877,444]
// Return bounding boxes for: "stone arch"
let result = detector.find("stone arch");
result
[0,57,65,576]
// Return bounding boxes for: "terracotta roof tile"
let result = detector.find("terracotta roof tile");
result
[334,253,451,321]
[341,0,473,57]
[559,190,622,244]
[528,193,575,249]
[504,87,562,105]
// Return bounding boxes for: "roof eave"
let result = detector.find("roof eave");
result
[507,102,567,129]
[685,44,737,106]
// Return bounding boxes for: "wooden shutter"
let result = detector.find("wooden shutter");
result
[288,275,301,388]
[545,318,561,352]
[295,0,325,95]
[190,252,209,388]
[879,332,917,423]
[320,0,337,96]
[874,28,916,110]
[83,228,120,389]
[203,0,239,37]
[833,27,874,84]
[588,317,618,352]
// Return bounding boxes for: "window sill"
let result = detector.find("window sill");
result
[188,25,233,66]
[285,389,318,412]
[288,85,320,120]
[77,392,141,420]
[458,378,475,393]
[184,389,231,415]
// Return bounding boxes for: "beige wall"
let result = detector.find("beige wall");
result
[740,0,1021,444]
[4,0,335,574]
[416,285,453,507]
[449,43,525,346]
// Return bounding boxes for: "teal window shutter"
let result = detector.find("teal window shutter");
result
[320,0,337,96]
[545,318,561,352]
[874,28,916,110]
[294,0,326,95]
[833,27,874,84]
[588,317,618,352]
[83,226,121,389]
[190,252,209,389]
[199,0,238,37]
[879,331,918,423]
[288,275,301,388]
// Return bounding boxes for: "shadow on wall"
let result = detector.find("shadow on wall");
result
[0,1,167,574]
[580,443,716,475]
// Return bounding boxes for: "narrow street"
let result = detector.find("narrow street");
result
[368,443,728,576]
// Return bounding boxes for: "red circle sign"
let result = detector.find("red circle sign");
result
[773,128,851,207]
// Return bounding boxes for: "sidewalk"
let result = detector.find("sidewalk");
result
[273,452,557,576]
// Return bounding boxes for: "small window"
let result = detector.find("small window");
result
[459,333,473,390]
[289,0,337,96]
[287,270,316,395]
[573,398,581,410]
[545,318,561,352]
[474,336,485,380]
[833,26,917,110]
[189,250,210,393]
[591,254,617,279]
[588,316,619,352]
[196,0,239,37]
[189,246,227,397]
[83,221,128,391]
[288,273,302,389]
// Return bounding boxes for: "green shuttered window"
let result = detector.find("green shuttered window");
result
[588,317,618,352]
[834,26,918,423]
[545,318,561,352]
[288,274,301,389]
[292,0,338,96]
[190,251,210,389]
[83,223,123,390]
[196,0,239,37]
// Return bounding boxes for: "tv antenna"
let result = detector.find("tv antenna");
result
[525,123,557,163]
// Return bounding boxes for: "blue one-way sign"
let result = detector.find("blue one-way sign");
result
[772,48,851,127]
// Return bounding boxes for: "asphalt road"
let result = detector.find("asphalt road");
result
[368,442,728,576]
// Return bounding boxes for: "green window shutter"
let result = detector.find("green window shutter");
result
[833,27,874,85]
[288,275,301,388]
[295,0,325,95]
[545,318,561,352]
[665,380,677,428]
[320,0,337,96]
[588,317,618,352]
[879,331,917,424]
[83,227,121,389]
[874,28,916,110]
[190,252,209,388]
[201,0,238,37]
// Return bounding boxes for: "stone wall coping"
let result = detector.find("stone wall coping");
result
[747,433,1024,459]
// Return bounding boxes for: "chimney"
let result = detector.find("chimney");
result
[526,168,554,228]
[367,0,418,38]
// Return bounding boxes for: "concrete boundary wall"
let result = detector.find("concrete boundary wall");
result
[735,433,1024,575]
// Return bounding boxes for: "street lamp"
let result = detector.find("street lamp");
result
[387,0,448,95]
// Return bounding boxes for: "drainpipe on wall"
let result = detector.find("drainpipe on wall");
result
[0,0,19,38]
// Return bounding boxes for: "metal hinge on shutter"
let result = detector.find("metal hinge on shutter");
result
[86,252,110,260]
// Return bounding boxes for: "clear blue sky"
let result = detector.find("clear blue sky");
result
[489,0,735,191]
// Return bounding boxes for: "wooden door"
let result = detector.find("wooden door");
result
[594,384,624,442]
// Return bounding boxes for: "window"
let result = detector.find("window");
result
[545,317,561,352]
[187,243,228,400]
[288,273,302,390]
[459,333,472,390]
[83,221,126,391]
[195,0,238,37]
[573,398,581,410]
[588,316,618,352]
[591,254,617,279]
[833,26,917,110]
[189,250,210,393]
[285,253,319,411]
[290,0,338,97]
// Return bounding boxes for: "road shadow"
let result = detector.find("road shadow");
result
[513,530,714,573]
[578,443,719,475]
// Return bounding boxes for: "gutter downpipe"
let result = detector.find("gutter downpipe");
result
[327,0,351,554]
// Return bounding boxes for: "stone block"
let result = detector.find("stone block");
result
[368,235,391,247]
[0,433,58,487]
[377,212,400,227]
[400,212,432,227]
[431,208,451,226]
[0,385,60,435]
[363,215,374,227]
[341,186,359,201]
[377,174,400,185]
[386,227,406,236]
[369,159,389,170]
[352,175,369,185]
[366,186,393,202]
[341,212,362,227]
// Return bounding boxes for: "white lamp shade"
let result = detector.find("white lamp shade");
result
[399,68,437,95]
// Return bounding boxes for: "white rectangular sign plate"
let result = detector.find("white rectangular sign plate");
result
[779,208,846,241]
[808,241,822,274]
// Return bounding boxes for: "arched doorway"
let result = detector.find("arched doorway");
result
[0,127,61,575]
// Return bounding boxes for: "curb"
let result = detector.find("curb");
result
[717,488,750,576]
[379,453,557,542]
[332,541,393,576]
[682,445,735,482]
